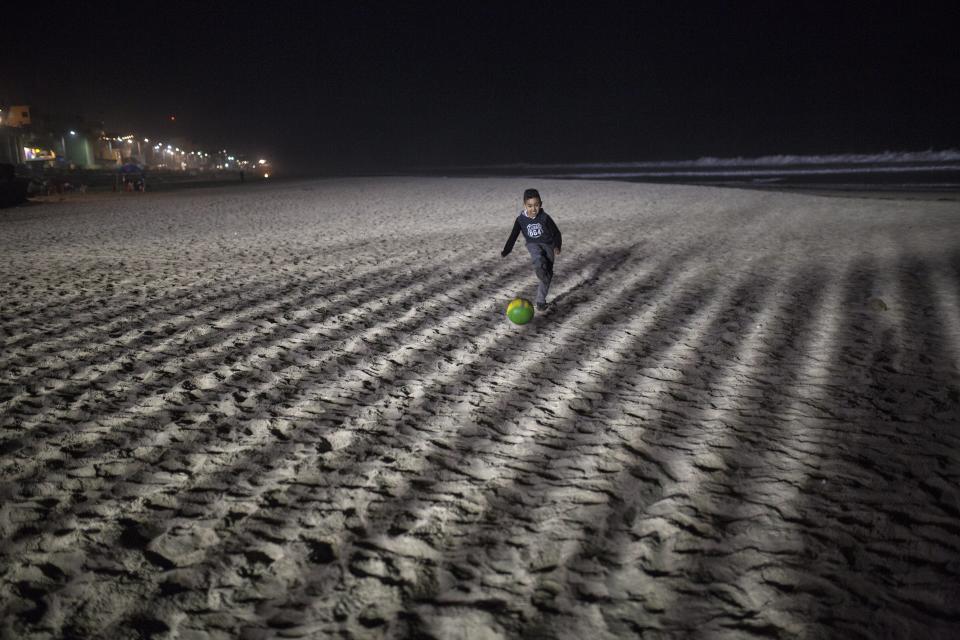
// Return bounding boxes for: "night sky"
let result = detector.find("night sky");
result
[3,1,958,173]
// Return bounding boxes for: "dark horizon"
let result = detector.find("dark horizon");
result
[3,1,958,174]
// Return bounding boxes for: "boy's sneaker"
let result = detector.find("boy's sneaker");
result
[536,301,549,311]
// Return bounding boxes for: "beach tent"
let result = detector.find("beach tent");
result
[117,163,146,192]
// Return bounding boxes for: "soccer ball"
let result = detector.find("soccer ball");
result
[506,298,535,325]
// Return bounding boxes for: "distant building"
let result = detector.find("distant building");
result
[3,105,32,128]
[0,127,20,165]
[1,103,253,174]
[0,105,100,168]
[0,106,28,165]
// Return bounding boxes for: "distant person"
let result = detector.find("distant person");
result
[239,170,245,183]
[501,188,562,310]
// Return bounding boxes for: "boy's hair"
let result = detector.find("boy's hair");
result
[523,188,541,202]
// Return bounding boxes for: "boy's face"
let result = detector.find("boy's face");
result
[524,197,542,217]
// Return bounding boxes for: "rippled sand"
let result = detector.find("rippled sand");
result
[1,178,959,639]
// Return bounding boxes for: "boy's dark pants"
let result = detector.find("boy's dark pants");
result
[526,242,555,305]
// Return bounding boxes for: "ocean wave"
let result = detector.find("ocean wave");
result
[474,149,960,171]
[535,165,960,179]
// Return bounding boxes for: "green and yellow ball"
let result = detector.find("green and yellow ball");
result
[506,298,535,325]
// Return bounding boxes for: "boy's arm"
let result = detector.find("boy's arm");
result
[501,220,521,257]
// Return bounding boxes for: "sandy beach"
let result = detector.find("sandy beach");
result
[1,177,959,639]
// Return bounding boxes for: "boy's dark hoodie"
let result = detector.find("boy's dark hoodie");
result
[501,209,562,256]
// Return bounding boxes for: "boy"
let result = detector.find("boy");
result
[501,188,562,310]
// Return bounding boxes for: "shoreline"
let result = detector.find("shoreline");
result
[15,173,959,208]
[675,182,960,202]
